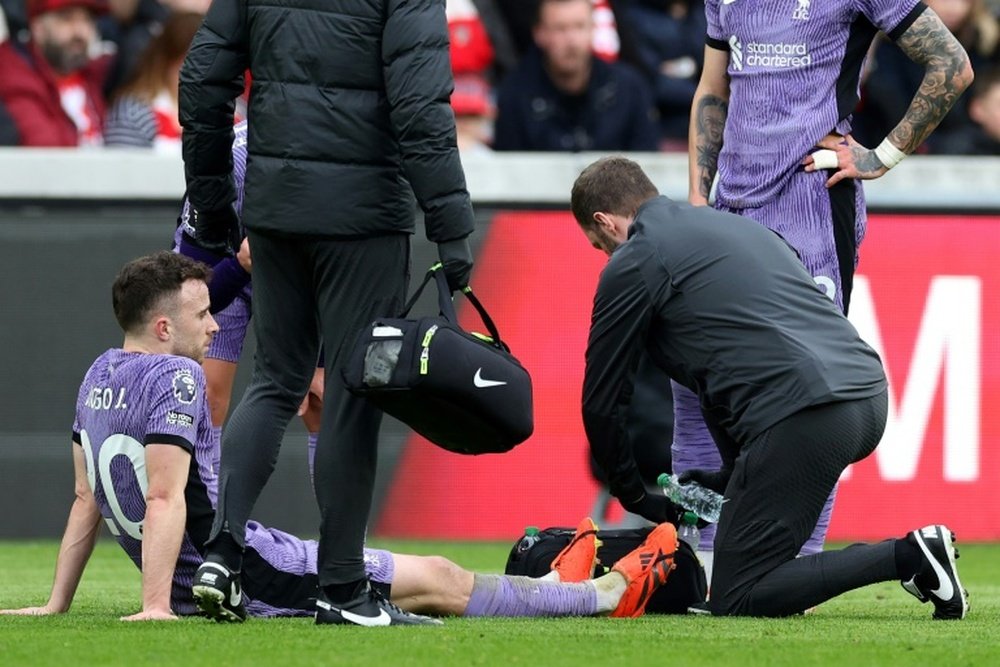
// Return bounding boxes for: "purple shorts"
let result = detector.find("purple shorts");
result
[717,168,867,311]
[242,520,396,618]
[206,287,252,364]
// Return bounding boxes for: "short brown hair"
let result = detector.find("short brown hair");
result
[112,251,211,334]
[535,0,591,25]
[570,156,659,232]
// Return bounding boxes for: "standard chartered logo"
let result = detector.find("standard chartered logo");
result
[730,35,811,70]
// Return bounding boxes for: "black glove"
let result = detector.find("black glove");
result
[437,237,473,292]
[188,206,240,257]
[621,492,684,526]
[677,467,732,495]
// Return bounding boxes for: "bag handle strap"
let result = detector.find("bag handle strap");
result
[400,265,439,317]
[457,283,508,352]
[400,264,509,352]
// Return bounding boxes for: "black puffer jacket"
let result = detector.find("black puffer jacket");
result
[180,0,474,242]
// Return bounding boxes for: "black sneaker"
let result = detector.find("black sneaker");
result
[901,525,969,620]
[315,580,442,627]
[686,601,711,615]
[192,561,248,623]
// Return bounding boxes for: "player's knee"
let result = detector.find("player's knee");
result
[426,556,467,589]
[425,556,473,613]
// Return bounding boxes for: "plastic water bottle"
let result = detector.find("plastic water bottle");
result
[678,511,700,551]
[516,526,541,555]
[657,473,725,524]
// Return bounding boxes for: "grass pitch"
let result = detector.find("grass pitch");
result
[1,539,998,666]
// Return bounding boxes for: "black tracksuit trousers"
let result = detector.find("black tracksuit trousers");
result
[208,229,409,587]
[710,389,903,616]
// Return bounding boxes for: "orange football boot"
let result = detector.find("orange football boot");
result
[610,523,678,618]
[550,517,602,582]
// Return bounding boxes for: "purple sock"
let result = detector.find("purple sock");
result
[671,381,837,554]
[801,483,838,555]
[307,432,318,484]
[463,575,598,617]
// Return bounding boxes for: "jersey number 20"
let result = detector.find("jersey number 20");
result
[79,430,148,541]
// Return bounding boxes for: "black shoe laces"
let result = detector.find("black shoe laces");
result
[370,585,411,617]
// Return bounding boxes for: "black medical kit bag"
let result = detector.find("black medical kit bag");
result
[504,525,708,614]
[342,265,533,454]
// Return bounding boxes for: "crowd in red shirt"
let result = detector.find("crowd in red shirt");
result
[0,0,997,154]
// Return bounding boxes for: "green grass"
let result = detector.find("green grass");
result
[1,540,998,666]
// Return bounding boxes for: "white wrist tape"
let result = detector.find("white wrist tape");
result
[874,139,906,170]
[809,149,839,170]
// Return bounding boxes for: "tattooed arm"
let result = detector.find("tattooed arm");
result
[887,8,974,153]
[805,8,973,187]
[688,46,730,205]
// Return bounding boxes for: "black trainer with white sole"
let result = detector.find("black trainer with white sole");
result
[192,561,248,623]
[315,581,442,627]
[901,524,969,620]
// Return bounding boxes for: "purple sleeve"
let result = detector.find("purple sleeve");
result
[144,360,208,452]
[177,217,249,312]
[72,380,85,442]
[853,0,925,38]
[205,256,251,314]
[177,231,226,266]
[704,0,725,45]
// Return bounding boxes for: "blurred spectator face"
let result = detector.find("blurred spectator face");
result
[926,0,972,32]
[534,0,594,77]
[161,0,212,13]
[31,7,98,75]
[970,80,1000,141]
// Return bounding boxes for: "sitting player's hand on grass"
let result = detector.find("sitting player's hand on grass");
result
[120,609,178,622]
[0,604,64,616]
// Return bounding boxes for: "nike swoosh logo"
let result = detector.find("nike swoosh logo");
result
[339,607,391,627]
[914,528,955,602]
[230,584,242,607]
[723,0,737,4]
[199,562,242,607]
[474,368,507,388]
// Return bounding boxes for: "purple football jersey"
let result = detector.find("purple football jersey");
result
[705,0,922,209]
[73,349,217,614]
[73,349,392,617]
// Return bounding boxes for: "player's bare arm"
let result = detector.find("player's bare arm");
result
[688,46,730,205]
[0,444,102,616]
[120,443,191,622]
[888,9,974,154]
[805,9,973,187]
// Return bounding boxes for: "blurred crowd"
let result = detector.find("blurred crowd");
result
[1,0,998,155]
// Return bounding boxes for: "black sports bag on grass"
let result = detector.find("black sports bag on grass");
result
[342,265,533,455]
[505,526,708,614]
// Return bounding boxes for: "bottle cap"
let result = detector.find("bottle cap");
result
[524,526,540,536]
[682,511,698,526]
[657,472,671,487]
